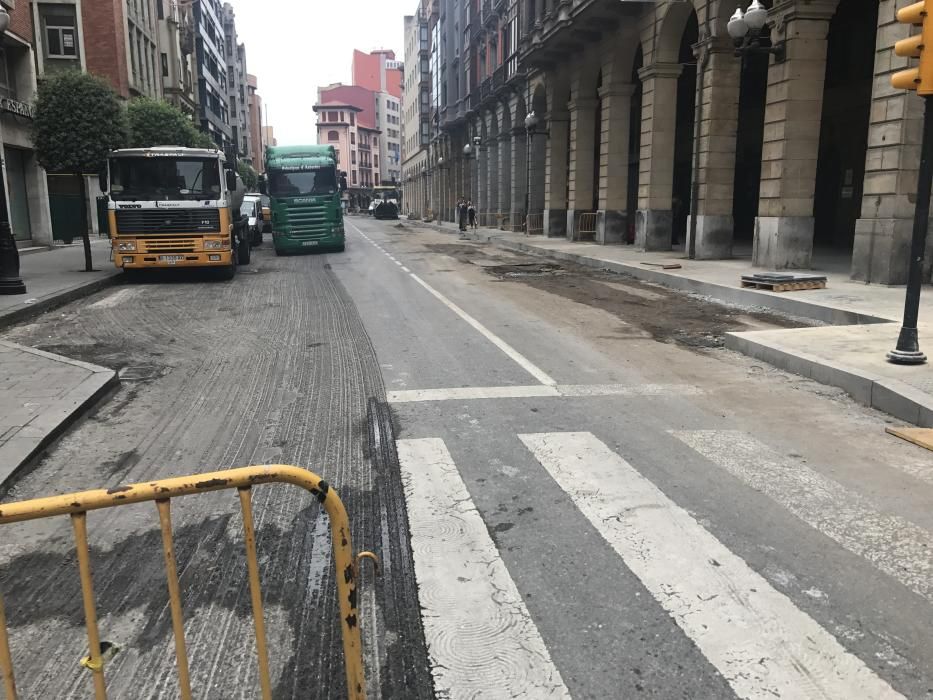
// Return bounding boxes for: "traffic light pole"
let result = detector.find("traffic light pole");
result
[888,94,933,364]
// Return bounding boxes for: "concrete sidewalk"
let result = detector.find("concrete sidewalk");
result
[0,240,121,487]
[408,218,933,427]
[0,341,117,488]
[0,239,119,330]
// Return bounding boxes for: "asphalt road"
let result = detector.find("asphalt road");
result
[2,216,933,699]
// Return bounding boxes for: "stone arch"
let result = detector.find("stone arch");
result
[656,1,698,64]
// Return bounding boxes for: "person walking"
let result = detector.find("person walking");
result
[458,199,468,234]
[468,201,477,230]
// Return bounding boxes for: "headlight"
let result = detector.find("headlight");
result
[117,241,136,252]
[204,239,224,250]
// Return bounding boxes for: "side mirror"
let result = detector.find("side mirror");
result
[98,169,108,192]
[225,169,237,192]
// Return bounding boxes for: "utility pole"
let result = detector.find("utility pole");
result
[888,0,933,364]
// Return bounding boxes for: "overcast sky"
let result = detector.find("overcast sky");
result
[232,0,412,146]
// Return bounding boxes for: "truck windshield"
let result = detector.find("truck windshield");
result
[375,189,400,201]
[269,168,336,197]
[109,157,221,201]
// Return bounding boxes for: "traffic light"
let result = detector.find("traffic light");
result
[893,0,933,94]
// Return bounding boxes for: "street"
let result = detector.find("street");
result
[2,217,933,698]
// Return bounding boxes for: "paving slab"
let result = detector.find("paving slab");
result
[0,340,118,488]
[0,239,120,330]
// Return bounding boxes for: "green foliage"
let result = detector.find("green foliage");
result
[237,161,258,189]
[127,97,203,148]
[33,70,128,174]
[190,130,218,149]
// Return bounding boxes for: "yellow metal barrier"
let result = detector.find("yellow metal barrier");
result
[0,465,376,700]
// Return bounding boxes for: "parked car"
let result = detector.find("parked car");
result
[241,195,263,246]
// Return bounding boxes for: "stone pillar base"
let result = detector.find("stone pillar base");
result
[753,216,814,269]
[635,209,672,251]
[544,209,567,238]
[851,217,930,285]
[596,210,627,245]
[687,215,734,260]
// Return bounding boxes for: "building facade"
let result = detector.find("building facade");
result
[222,3,251,163]
[402,5,431,218]
[193,0,231,149]
[313,101,378,209]
[417,0,933,285]
[247,73,263,169]
[2,0,53,245]
[158,0,197,115]
[352,49,404,186]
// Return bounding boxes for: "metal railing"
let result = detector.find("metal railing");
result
[574,211,598,241]
[525,212,544,235]
[0,466,377,700]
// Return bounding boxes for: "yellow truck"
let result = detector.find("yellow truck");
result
[101,146,250,279]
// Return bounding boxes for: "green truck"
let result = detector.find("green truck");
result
[262,145,346,255]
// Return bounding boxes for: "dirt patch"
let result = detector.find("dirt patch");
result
[482,260,813,350]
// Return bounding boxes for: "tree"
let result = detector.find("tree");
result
[237,161,258,190]
[33,71,128,271]
[127,97,204,148]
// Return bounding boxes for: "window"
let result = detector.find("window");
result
[351,151,356,164]
[0,48,14,99]
[328,130,339,141]
[350,132,355,144]
[352,170,357,185]
[350,113,355,126]
[161,52,169,77]
[45,15,78,58]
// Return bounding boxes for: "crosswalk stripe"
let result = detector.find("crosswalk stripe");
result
[387,383,701,403]
[397,438,571,699]
[673,430,933,604]
[520,431,902,700]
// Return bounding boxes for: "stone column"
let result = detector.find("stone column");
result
[544,108,570,237]
[689,44,741,259]
[753,3,836,269]
[511,126,527,231]
[486,138,499,220]
[499,131,512,227]
[853,7,932,284]
[636,62,683,250]
[566,97,599,239]
[597,84,635,244]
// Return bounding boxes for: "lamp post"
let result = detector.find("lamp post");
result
[463,141,474,204]
[422,163,429,220]
[727,1,786,62]
[0,5,25,295]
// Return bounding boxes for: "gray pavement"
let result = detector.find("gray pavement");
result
[0,340,117,488]
[412,218,933,428]
[0,239,118,330]
[0,219,932,698]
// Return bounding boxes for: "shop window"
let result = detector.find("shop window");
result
[328,130,339,141]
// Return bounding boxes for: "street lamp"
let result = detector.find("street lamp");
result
[422,163,429,220]
[0,5,25,295]
[727,1,786,63]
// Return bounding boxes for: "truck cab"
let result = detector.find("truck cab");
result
[102,146,251,278]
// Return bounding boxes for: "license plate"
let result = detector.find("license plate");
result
[301,241,319,247]
[159,255,185,264]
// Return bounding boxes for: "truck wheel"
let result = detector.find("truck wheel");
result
[238,235,251,265]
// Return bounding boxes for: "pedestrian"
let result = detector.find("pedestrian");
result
[468,201,477,230]
[458,199,468,234]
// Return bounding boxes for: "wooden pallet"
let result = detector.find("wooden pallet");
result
[741,278,826,292]
[886,427,933,452]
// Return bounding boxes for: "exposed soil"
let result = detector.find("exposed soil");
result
[426,242,814,350]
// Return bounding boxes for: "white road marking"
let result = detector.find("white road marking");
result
[88,287,141,309]
[397,438,570,700]
[387,383,702,403]
[401,266,411,273]
[520,431,903,700]
[347,220,557,387]
[673,430,933,603]
[389,385,560,403]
